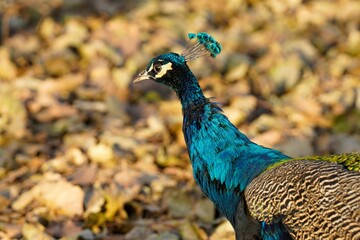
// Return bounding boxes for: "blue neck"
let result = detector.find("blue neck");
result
[170,68,205,108]
[177,72,289,225]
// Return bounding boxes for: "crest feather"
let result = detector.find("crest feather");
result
[181,32,222,62]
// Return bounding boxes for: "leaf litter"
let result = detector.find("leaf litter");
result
[0,0,359,239]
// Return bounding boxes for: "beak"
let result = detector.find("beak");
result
[133,70,153,83]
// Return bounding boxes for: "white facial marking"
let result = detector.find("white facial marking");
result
[147,63,154,72]
[155,62,173,78]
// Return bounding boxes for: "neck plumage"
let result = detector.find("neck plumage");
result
[175,70,290,224]
[175,72,206,108]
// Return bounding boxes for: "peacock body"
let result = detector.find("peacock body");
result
[134,32,360,240]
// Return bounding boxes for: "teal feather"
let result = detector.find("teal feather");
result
[182,32,221,61]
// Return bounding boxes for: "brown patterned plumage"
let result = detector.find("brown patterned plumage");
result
[245,157,360,240]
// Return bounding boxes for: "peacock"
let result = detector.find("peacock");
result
[134,32,360,240]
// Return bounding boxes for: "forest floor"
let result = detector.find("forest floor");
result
[0,0,359,239]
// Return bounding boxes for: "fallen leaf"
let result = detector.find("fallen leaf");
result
[0,47,17,81]
[13,177,84,217]
[87,143,115,166]
[210,221,235,240]
[22,223,53,240]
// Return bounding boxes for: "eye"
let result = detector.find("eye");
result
[153,63,162,73]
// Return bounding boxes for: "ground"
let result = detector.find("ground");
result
[0,0,359,239]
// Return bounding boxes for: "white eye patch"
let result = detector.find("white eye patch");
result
[147,59,164,72]
[147,63,154,72]
[155,62,173,78]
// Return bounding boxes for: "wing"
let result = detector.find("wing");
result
[234,195,292,240]
[244,159,360,239]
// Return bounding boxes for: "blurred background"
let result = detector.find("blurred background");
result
[0,0,359,239]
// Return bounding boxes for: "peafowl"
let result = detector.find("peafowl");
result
[134,32,360,240]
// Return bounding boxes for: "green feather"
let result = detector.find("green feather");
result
[267,152,360,172]
[297,152,360,171]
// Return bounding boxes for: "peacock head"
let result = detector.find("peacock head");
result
[134,32,222,90]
